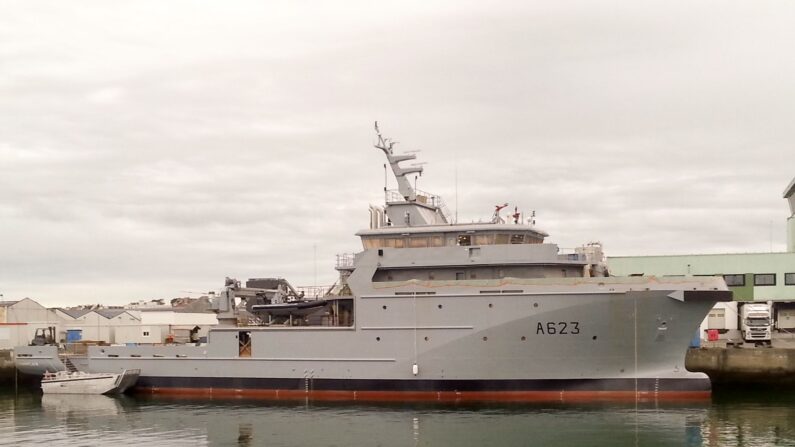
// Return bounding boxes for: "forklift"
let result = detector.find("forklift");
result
[29,326,57,346]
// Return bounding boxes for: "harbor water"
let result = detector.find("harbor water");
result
[1,390,795,446]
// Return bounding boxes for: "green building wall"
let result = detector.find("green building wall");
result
[608,252,795,302]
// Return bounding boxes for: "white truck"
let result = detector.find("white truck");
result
[740,302,773,345]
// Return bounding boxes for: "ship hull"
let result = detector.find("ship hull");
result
[15,282,728,402]
[134,376,710,402]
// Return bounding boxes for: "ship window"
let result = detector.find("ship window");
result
[457,235,471,246]
[754,274,776,286]
[785,273,795,286]
[142,331,150,337]
[723,274,745,287]
[456,272,465,280]
[409,237,429,248]
[363,239,378,249]
[510,234,525,244]
[382,238,405,248]
[431,236,444,247]
[474,234,493,245]
[495,234,509,244]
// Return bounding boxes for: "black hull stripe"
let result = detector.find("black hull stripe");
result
[137,377,711,393]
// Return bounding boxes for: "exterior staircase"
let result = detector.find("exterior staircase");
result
[61,356,79,373]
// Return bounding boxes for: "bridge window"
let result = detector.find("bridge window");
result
[409,237,429,248]
[475,234,493,245]
[457,235,471,246]
[495,234,509,244]
[510,234,525,244]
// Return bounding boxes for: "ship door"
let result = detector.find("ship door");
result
[238,331,252,357]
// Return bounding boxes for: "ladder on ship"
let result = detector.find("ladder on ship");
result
[60,356,79,373]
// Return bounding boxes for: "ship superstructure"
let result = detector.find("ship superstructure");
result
[15,124,731,401]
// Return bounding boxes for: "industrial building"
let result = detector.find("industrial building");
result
[609,175,795,303]
[0,298,61,350]
[0,297,217,348]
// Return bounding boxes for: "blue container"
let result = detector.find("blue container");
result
[689,329,701,348]
[66,329,82,343]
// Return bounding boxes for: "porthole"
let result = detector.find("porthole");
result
[382,305,387,310]
[438,304,443,309]
[533,303,538,308]
[482,336,488,341]
[488,303,493,308]
[592,336,597,341]
[521,336,526,341]
[376,337,381,341]
[424,336,429,341]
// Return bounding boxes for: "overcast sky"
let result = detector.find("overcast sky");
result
[2,1,794,307]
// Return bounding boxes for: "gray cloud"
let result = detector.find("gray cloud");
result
[1,0,794,306]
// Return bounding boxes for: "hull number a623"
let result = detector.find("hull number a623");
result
[536,322,580,335]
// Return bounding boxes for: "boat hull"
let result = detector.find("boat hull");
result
[41,369,140,395]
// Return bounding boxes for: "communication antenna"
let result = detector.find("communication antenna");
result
[454,156,458,224]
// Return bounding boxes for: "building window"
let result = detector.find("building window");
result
[786,273,795,286]
[754,274,776,286]
[723,274,745,287]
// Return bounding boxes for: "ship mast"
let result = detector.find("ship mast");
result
[374,121,423,202]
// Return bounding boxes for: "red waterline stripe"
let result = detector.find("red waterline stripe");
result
[135,387,711,403]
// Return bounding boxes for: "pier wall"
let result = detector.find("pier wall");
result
[686,347,795,387]
[0,349,14,386]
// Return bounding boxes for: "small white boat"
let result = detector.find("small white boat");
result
[41,369,140,395]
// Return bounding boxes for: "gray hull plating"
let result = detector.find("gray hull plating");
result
[68,279,726,398]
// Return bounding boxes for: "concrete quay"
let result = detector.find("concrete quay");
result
[686,347,795,387]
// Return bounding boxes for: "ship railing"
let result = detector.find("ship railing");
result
[335,253,356,269]
[557,248,586,262]
[384,189,451,220]
[295,285,334,300]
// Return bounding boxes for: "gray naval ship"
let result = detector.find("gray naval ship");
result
[16,124,730,401]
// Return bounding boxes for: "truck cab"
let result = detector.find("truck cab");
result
[741,302,773,346]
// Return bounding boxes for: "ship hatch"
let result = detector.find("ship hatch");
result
[238,331,251,357]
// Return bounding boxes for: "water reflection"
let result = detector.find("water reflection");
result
[1,391,794,446]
